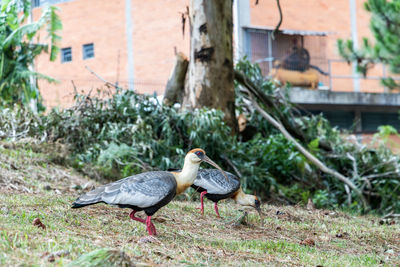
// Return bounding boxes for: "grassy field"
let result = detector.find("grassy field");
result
[0,142,399,266]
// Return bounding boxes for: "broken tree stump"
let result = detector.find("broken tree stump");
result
[164,52,189,106]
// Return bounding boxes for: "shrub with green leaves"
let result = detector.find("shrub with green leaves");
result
[2,60,400,215]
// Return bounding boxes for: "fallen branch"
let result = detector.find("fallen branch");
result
[221,154,242,178]
[234,70,333,152]
[234,72,369,210]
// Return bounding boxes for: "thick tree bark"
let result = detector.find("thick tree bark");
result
[164,52,189,105]
[183,0,236,131]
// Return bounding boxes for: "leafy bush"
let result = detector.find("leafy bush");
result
[2,60,400,215]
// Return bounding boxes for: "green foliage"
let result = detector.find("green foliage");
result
[67,248,133,267]
[338,0,400,89]
[2,59,400,214]
[235,59,400,214]
[0,0,62,111]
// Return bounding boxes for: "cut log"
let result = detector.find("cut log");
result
[164,52,189,105]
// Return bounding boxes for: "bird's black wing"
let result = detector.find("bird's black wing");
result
[193,169,240,195]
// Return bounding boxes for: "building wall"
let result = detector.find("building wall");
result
[34,0,189,108]
[34,0,381,108]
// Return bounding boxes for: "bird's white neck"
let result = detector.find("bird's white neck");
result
[174,156,200,194]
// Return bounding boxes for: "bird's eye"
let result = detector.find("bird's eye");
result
[195,151,203,157]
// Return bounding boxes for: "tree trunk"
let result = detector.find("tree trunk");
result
[183,0,236,131]
[164,52,189,106]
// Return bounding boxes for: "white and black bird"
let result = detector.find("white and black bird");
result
[72,149,226,236]
[191,169,262,222]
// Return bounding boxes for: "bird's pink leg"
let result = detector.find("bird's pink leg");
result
[130,211,156,234]
[199,191,207,215]
[214,202,221,218]
[146,216,157,236]
[129,211,146,223]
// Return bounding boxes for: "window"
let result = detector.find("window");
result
[61,47,72,63]
[83,43,94,59]
[32,0,40,8]
[244,28,328,79]
[306,110,355,130]
[361,112,400,132]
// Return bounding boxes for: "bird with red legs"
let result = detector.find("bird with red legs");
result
[192,169,263,223]
[72,149,227,236]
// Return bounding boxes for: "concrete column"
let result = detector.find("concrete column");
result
[125,0,134,90]
[233,0,250,62]
[349,0,360,92]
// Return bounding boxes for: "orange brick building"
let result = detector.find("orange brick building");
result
[32,0,400,133]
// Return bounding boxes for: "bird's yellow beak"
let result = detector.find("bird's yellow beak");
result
[202,155,229,181]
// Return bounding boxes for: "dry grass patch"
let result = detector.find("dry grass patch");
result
[0,143,399,266]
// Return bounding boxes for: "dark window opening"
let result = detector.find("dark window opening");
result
[61,47,72,63]
[83,43,94,60]
[305,110,355,130]
[361,112,400,133]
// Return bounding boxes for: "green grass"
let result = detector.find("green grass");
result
[0,142,399,266]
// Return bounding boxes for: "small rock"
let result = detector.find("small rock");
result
[43,185,52,191]
[139,236,159,244]
[54,250,70,257]
[1,207,9,214]
[300,238,315,246]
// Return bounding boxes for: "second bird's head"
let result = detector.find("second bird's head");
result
[239,193,261,213]
[235,190,264,226]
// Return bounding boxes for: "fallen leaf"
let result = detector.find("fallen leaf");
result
[47,255,55,262]
[32,218,46,230]
[300,238,315,246]
[153,217,167,223]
